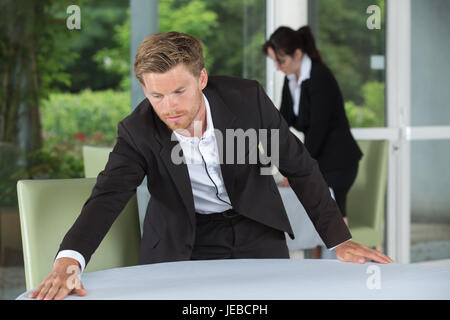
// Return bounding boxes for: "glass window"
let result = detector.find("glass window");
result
[410,0,450,126]
[159,0,266,85]
[0,0,130,299]
[411,140,450,262]
[409,0,450,264]
[313,0,386,128]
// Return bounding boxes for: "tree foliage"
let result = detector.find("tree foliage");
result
[92,0,267,91]
[0,0,82,205]
[0,0,78,150]
[59,0,128,92]
[317,0,385,126]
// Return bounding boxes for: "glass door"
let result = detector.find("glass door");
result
[310,0,450,264]
[408,0,450,265]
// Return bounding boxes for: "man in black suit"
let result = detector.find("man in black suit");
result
[30,31,392,300]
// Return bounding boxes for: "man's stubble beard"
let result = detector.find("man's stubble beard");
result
[175,94,204,135]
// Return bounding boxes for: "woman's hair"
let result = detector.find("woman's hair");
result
[262,25,323,64]
[134,31,205,85]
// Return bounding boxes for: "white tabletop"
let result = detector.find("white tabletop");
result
[16,259,450,300]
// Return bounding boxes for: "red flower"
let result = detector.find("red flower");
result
[73,133,87,141]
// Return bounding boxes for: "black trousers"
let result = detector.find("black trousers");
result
[323,163,359,217]
[191,210,290,260]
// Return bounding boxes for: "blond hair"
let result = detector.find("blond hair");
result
[134,31,205,85]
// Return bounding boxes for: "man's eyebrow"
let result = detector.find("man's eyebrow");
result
[149,86,186,95]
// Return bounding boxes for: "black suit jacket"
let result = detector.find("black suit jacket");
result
[280,61,362,175]
[58,76,351,266]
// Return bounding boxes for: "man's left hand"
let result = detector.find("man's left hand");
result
[334,240,394,264]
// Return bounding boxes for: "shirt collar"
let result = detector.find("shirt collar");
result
[287,53,312,85]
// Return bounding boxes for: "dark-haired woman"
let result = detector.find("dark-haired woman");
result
[263,26,362,259]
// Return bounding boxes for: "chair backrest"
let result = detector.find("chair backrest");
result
[347,140,389,231]
[17,178,140,290]
[83,144,148,237]
[82,145,113,178]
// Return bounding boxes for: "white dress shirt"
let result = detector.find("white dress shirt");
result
[173,94,232,213]
[287,53,312,117]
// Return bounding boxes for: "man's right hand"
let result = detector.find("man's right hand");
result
[29,257,87,300]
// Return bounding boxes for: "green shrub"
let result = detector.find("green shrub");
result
[16,144,84,180]
[41,89,131,147]
[345,81,385,128]
[31,89,131,179]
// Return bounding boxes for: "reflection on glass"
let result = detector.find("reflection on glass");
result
[159,0,266,86]
[315,0,386,128]
[411,141,450,263]
[410,0,450,126]
[409,0,450,263]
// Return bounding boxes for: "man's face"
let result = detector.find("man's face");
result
[142,64,208,134]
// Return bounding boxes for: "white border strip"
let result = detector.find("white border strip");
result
[351,127,400,141]
[352,126,450,141]
[408,126,450,140]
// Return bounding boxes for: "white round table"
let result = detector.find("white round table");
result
[16,259,450,300]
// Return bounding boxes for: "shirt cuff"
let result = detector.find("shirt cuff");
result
[329,238,352,251]
[55,250,86,273]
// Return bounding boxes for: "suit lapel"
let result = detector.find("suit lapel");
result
[153,114,196,228]
[297,79,311,128]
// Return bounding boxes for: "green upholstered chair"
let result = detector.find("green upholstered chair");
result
[347,140,389,251]
[82,144,147,236]
[17,178,140,290]
[82,145,113,178]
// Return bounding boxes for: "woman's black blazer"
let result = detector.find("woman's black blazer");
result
[279,61,362,174]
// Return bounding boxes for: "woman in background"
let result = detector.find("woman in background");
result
[262,26,362,258]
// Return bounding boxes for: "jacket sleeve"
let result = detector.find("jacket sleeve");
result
[255,82,351,249]
[57,121,147,266]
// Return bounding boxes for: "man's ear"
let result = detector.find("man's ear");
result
[199,68,208,90]
[142,84,150,99]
